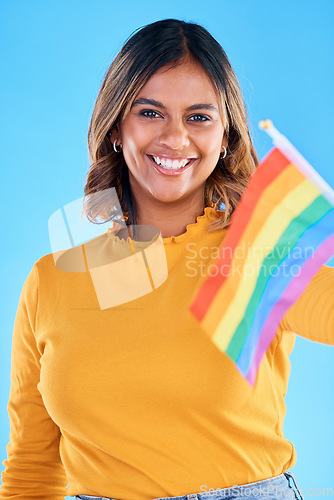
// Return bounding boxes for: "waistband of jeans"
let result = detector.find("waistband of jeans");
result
[75,472,291,500]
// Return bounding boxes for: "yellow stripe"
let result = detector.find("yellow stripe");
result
[205,179,320,350]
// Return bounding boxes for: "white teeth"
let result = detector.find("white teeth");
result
[152,155,190,169]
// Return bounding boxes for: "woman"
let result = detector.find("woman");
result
[1,18,332,500]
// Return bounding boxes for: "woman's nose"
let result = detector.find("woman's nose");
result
[158,119,190,150]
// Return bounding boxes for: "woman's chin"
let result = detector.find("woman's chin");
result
[148,189,189,204]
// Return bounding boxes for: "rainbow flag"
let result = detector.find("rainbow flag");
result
[189,122,334,386]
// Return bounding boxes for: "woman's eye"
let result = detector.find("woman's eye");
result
[138,110,210,121]
[139,110,161,119]
[188,114,210,122]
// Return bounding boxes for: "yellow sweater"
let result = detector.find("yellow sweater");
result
[1,207,333,499]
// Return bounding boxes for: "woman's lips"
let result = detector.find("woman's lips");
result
[146,154,197,176]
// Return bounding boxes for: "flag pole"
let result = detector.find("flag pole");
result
[259,120,334,206]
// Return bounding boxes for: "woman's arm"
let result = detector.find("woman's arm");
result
[0,265,68,499]
[281,265,334,345]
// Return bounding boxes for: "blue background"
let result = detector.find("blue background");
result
[0,0,333,497]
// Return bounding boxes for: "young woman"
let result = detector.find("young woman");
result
[1,18,333,500]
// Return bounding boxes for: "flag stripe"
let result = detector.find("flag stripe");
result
[225,195,332,359]
[244,231,334,385]
[235,208,334,375]
[189,148,291,322]
[206,179,320,348]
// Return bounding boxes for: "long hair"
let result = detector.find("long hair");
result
[85,19,259,230]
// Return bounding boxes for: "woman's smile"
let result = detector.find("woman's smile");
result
[146,154,198,176]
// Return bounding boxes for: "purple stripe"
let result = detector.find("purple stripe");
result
[243,234,334,385]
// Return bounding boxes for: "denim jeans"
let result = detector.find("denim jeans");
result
[75,470,304,500]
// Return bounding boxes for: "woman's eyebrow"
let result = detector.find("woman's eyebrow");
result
[132,97,218,113]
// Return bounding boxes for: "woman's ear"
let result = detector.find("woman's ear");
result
[222,131,228,149]
[108,123,121,144]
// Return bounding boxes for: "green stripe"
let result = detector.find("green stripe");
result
[226,194,332,361]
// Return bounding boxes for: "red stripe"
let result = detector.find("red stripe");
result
[190,148,291,322]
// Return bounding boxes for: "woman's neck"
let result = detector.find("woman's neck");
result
[132,192,206,238]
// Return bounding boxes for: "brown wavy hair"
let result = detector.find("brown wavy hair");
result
[85,19,259,231]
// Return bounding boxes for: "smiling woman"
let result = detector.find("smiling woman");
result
[1,17,331,500]
[85,19,258,237]
[109,58,227,236]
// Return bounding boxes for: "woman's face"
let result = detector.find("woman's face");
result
[114,58,227,207]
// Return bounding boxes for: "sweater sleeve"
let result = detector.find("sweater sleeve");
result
[0,264,68,499]
[281,265,334,345]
